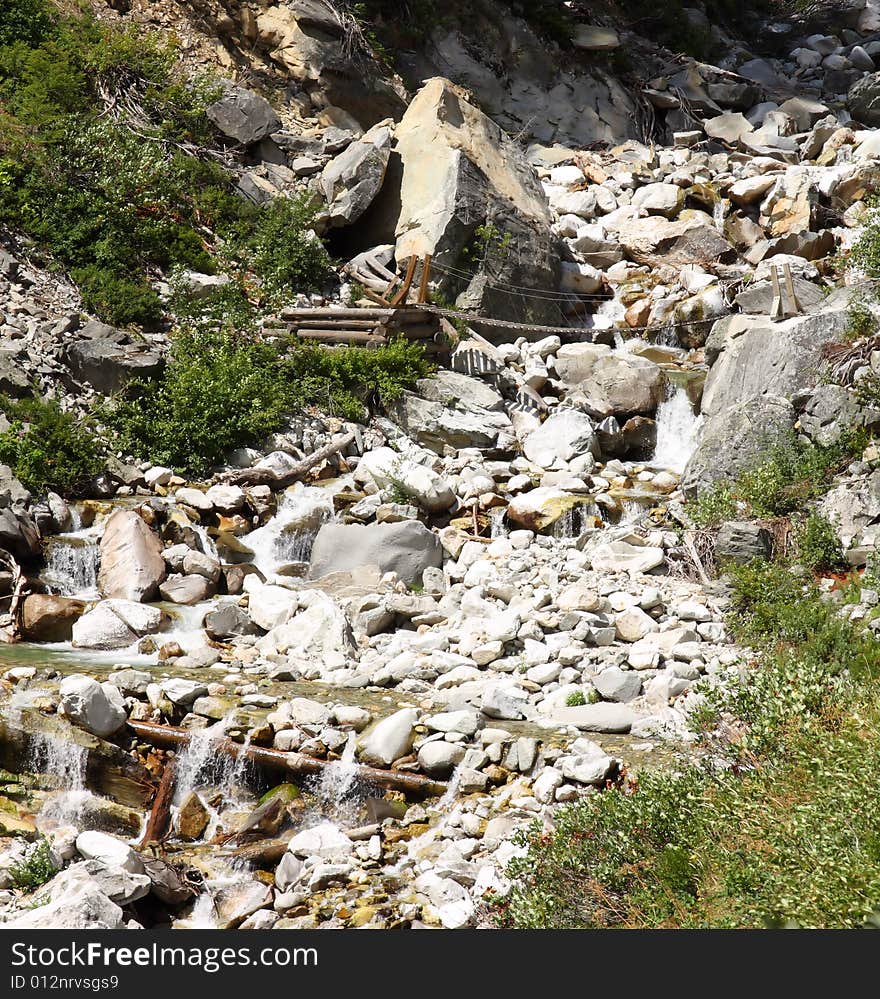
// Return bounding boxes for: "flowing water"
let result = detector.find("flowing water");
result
[26,731,91,825]
[243,484,336,576]
[313,732,360,823]
[42,529,101,598]
[550,500,601,539]
[652,384,703,474]
[192,524,219,560]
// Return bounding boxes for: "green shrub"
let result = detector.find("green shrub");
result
[109,328,293,472]
[0,395,103,496]
[0,0,53,48]
[796,512,846,573]
[0,8,329,329]
[108,305,433,472]
[564,690,587,707]
[227,195,332,306]
[687,430,864,526]
[7,838,57,890]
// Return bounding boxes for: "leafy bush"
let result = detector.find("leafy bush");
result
[109,329,294,472]
[0,0,53,48]
[0,9,330,328]
[0,395,103,496]
[227,195,332,306]
[109,303,433,471]
[564,690,586,707]
[687,430,863,526]
[7,838,57,890]
[796,512,846,573]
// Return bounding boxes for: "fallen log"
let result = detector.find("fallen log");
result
[138,758,176,849]
[127,720,448,798]
[280,307,394,320]
[219,431,355,489]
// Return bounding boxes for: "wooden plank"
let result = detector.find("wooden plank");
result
[390,255,418,307]
[281,307,394,320]
[296,329,389,345]
[417,254,432,304]
[294,319,384,331]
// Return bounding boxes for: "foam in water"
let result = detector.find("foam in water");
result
[42,531,101,598]
[315,732,359,820]
[243,484,336,576]
[192,524,219,561]
[27,732,91,824]
[173,715,234,805]
[550,500,600,539]
[653,384,703,474]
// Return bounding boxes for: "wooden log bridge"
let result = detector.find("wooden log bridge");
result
[278,305,448,355]
[128,720,448,798]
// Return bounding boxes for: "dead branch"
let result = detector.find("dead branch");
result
[218,431,355,489]
[127,719,447,798]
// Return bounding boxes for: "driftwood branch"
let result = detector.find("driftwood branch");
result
[127,720,447,798]
[682,530,712,587]
[218,432,356,489]
[138,758,177,849]
[0,552,26,644]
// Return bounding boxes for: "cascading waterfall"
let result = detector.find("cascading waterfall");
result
[243,484,336,576]
[27,732,91,824]
[550,500,600,539]
[173,714,234,806]
[489,507,508,539]
[316,732,359,815]
[652,384,703,474]
[42,530,101,598]
[192,524,219,560]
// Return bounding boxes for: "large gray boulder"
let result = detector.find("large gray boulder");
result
[682,396,795,497]
[320,122,392,227]
[59,674,127,737]
[66,322,164,394]
[0,496,40,560]
[522,410,600,467]
[847,72,880,126]
[98,509,166,602]
[386,391,515,454]
[2,864,124,929]
[359,707,418,766]
[552,343,665,416]
[700,307,849,419]
[71,599,168,650]
[309,521,442,585]
[416,370,506,413]
[206,84,281,145]
[715,521,773,563]
[393,78,560,326]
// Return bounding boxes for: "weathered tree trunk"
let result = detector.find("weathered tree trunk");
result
[218,432,356,490]
[127,719,447,798]
[0,552,26,644]
[138,758,176,849]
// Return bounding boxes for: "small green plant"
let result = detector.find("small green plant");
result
[796,512,846,573]
[0,0,53,48]
[565,689,587,707]
[7,838,57,890]
[461,222,513,269]
[688,484,737,528]
[687,429,866,526]
[845,298,877,341]
[0,394,103,496]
